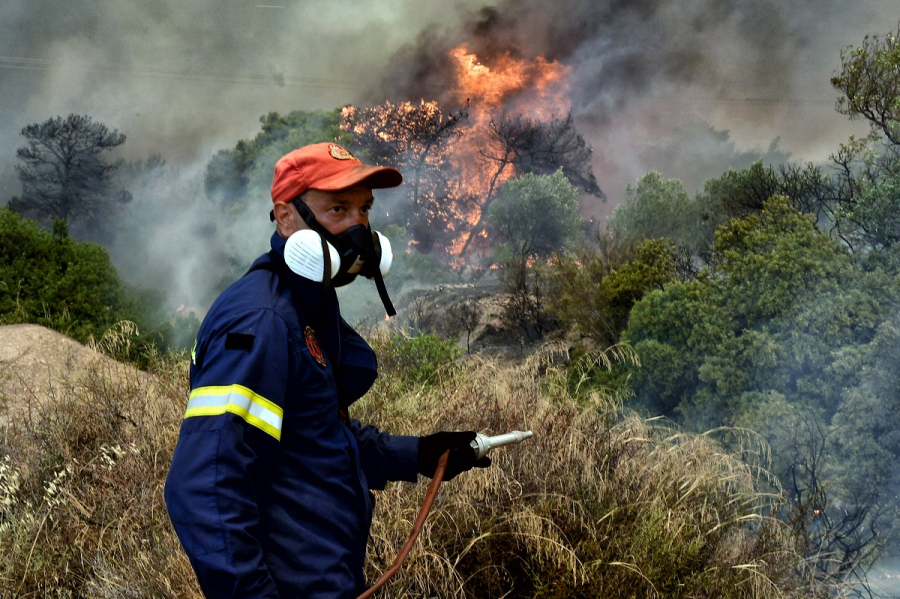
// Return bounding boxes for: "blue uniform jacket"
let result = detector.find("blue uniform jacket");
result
[165,232,419,599]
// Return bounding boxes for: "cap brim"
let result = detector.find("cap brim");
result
[311,165,403,191]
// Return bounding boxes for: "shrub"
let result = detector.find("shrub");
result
[546,238,677,349]
[0,208,136,341]
[498,260,556,342]
[369,331,463,389]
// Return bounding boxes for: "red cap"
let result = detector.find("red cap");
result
[270,142,403,204]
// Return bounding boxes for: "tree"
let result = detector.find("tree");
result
[341,100,471,252]
[487,170,583,267]
[608,172,696,245]
[204,109,351,210]
[0,207,134,341]
[698,161,835,237]
[607,172,705,276]
[828,135,900,251]
[546,238,677,348]
[832,25,900,145]
[10,114,130,226]
[460,113,603,258]
[612,196,896,585]
[487,171,582,342]
[450,298,481,354]
[498,259,555,342]
[827,25,900,251]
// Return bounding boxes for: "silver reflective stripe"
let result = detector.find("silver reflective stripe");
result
[185,384,283,441]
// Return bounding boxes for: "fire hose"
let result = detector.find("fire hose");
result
[357,430,533,599]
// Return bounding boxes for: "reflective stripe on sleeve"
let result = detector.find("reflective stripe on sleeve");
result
[185,384,283,441]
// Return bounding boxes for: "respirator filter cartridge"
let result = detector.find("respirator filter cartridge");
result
[284,229,341,282]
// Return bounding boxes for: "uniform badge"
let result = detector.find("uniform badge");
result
[328,144,355,160]
[304,326,326,367]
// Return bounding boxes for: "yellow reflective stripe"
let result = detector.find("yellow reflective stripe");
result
[185,384,283,441]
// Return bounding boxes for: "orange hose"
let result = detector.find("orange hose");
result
[357,450,449,599]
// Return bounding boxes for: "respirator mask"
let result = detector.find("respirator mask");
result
[282,198,396,316]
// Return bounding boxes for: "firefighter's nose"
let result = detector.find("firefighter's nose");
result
[350,210,368,228]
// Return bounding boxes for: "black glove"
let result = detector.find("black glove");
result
[417,431,491,481]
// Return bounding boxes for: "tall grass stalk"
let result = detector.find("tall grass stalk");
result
[358,342,817,598]
[0,330,824,597]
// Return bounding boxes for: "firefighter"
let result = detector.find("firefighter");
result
[165,142,489,599]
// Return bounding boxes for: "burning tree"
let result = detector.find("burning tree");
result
[346,44,603,263]
[460,112,603,257]
[341,100,473,253]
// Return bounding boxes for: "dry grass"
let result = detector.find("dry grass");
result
[360,343,813,598]
[0,329,824,598]
[0,329,199,598]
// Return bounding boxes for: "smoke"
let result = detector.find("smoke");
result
[0,0,485,312]
[375,0,895,214]
[0,0,485,167]
[0,0,896,311]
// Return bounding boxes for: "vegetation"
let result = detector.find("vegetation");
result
[488,170,583,268]
[0,207,199,360]
[0,336,195,598]
[832,27,900,144]
[342,101,471,252]
[204,108,352,212]
[0,330,815,598]
[546,238,678,348]
[0,207,135,341]
[5,21,900,596]
[9,114,131,239]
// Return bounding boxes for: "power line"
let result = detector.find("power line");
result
[0,54,841,107]
[0,55,368,91]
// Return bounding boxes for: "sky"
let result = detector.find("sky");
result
[1,0,897,307]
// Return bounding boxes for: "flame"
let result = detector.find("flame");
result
[345,46,572,263]
[445,44,572,258]
[448,44,572,117]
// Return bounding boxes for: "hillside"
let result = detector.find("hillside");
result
[394,279,565,360]
[0,324,152,424]
[0,324,812,598]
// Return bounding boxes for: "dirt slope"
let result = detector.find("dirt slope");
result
[0,324,150,423]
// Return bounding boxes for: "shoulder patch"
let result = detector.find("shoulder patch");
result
[225,332,255,351]
[304,326,326,367]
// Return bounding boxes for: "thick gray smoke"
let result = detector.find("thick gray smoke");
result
[0,0,895,311]
[0,0,483,311]
[376,0,895,211]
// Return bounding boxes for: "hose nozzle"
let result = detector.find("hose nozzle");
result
[470,430,534,459]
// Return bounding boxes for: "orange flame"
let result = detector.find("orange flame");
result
[448,44,572,117]
[445,45,572,258]
[346,46,573,264]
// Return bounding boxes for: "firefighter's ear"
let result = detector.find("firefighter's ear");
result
[273,201,302,237]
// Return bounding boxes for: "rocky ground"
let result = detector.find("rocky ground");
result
[394,279,548,359]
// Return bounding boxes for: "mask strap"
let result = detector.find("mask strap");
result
[369,231,396,317]
[292,197,336,242]
[373,270,396,317]
[320,234,333,315]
